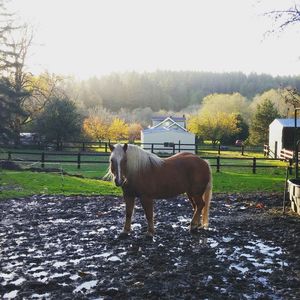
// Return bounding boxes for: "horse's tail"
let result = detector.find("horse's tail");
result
[202,161,212,228]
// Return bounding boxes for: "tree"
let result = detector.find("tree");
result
[128,123,143,143]
[235,114,249,142]
[0,78,27,142]
[249,99,281,145]
[0,1,62,144]
[264,2,300,33]
[187,112,240,145]
[108,118,129,141]
[251,89,287,117]
[200,93,250,121]
[34,97,82,150]
[281,87,300,110]
[83,115,109,142]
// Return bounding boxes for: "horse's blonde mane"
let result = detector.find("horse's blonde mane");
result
[126,144,164,177]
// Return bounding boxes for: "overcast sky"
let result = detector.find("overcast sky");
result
[8,0,300,79]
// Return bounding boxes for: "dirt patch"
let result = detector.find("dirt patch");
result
[0,193,299,299]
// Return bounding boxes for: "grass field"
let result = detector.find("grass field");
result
[0,168,287,200]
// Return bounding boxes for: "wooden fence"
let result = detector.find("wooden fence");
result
[1,150,290,174]
[0,141,263,156]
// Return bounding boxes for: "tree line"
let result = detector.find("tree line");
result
[65,71,300,113]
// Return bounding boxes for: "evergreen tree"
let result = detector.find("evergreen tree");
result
[34,97,82,150]
[249,99,281,145]
[0,78,28,142]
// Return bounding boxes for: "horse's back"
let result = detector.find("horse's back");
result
[159,152,211,196]
[166,152,209,171]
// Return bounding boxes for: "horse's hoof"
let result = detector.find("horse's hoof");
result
[145,231,154,239]
[189,226,198,234]
[118,231,130,239]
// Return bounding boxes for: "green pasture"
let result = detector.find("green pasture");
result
[0,168,287,200]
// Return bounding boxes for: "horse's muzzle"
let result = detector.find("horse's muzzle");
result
[114,178,124,187]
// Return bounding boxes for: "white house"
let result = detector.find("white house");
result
[141,116,195,153]
[269,118,300,157]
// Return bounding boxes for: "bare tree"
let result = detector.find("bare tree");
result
[264,2,300,33]
[282,86,300,108]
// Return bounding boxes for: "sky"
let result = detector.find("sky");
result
[8,0,300,79]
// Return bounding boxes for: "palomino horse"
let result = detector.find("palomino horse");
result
[108,143,212,236]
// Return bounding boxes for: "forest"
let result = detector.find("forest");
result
[64,71,300,113]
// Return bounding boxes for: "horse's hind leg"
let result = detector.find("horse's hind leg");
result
[140,197,154,237]
[201,183,212,229]
[190,195,205,232]
[187,193,196,211]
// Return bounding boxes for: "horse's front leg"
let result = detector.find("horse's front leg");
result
[122,196,135,235]
[140,197,154,237]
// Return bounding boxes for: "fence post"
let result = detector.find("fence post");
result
[178,140,181,153]
[274,141,278,159]
[241,145,244,156]
[41,152,45,168]
[289,159,293,175]
[217,156,220,172]
[77,152,81,169]
[151,144,154,153]
[105,142,108,153]
[8,151,11,161]
[173,144,175,155]
[252,157,256,174]
[218,144,221,155]
[195,144,198,154]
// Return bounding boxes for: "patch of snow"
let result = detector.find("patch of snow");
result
[53,261,67,268]
[11,278,26,285]
[229,264,249,274]
[3,290,18,299]
[108,256,121,262]
[73,280,98,293]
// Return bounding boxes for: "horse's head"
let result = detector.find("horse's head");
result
[109,143,128,187]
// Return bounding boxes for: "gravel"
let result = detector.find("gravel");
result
[1,193,300,299]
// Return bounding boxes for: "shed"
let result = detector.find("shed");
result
[269,118,300,157]
[141,116,195,153]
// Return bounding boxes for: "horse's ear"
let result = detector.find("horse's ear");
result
[109,143,114,152]
[123,143,128,152]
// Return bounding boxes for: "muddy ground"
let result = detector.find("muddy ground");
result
[0,193,300,299]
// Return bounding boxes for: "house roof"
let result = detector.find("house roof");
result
[152,117,187,131]
[143,116,190,134]
[142,128,195,136]
[271,118,300,127]
[152,116,186,122]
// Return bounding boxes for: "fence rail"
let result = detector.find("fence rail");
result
[0,141,263,156]
[1,149,290,174]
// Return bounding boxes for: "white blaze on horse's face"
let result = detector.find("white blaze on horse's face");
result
[109,144,128,187]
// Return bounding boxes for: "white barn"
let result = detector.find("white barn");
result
[269,118,300,157]
[141,116,195,154]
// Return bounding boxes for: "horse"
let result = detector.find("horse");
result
[107,143,212,237]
